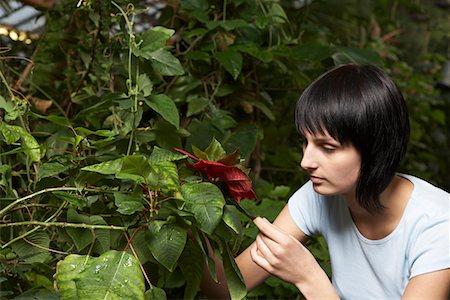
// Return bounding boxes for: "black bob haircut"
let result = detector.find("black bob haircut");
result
[295,64,410,212]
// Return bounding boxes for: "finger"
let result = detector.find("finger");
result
[255,234,276,263]
[250,244,272,273]
[253,217,287,244]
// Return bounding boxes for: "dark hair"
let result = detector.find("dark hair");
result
[295,64,410,212]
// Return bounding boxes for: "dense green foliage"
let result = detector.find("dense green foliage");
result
[0,0,448,299]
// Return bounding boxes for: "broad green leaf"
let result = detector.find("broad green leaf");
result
[132,27,175,58]
[145,94,180,129]
[149,146,186,163]
[114,192,145,215]
[38,162,68,178]
[204,138,226,161]
[11,231,51,263]
[11,288,59,300]
[81,158,123,175]
[147,221,187,272]
[181,182,225,234]
[268,2,288,24]
[74,127,115,137]
[55,250,145,300]
[0,122,41,162]
[116,155,152,182]
[179,240,204,299]
[149,49,185,76]
[214,50,243,80]
[223,245,246,300]
[144,287,167,300]
[66,209,110,253]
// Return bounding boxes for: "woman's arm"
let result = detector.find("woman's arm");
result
[200,205,312,298]
[402,269,450,299]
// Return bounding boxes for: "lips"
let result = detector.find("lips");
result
[310,175,325,184]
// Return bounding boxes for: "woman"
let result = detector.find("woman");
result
[201,64,450,299]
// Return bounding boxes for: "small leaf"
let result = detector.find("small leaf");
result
[214,50,243,80]
[204,138,226,161]
[145,94,180,129]
[38,162,68,178]
[150,146,187,163]
[0,122,41,162]
[144,287,167,300]
[186,95,209,117]
[55,250,145,300]
[114,192,145,215]
[137,74,153,97]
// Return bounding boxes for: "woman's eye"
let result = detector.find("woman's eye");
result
[322,145,336,153]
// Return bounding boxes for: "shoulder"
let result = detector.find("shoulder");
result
[401,174,449,218]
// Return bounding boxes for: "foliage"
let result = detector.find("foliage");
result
[0,0,448,299]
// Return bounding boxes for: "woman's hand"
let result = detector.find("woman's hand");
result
[251,217,339,299]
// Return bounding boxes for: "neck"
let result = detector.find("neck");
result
[344,175,414,239]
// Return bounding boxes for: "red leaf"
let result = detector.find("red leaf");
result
[174,148,256,202]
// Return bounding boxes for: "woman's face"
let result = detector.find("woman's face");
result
[300,131,361,197]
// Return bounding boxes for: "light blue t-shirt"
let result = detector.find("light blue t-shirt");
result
[288,174,450,299]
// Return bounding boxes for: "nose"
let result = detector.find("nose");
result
[300,144,318,170]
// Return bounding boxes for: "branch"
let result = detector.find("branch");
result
[0,221,127,231]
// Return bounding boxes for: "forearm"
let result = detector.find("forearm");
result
[295,266,340,300]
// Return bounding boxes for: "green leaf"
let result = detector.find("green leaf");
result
[11,231,51,263]
[28,112,72,127]
[179,239,204,299]
[223,124,259,159]
[147,221,187,272]
[55,250,145,300]
[148,161,179,194]
[132,26,175,58]
[137,74,153,97]
[332,47,383,66]
[53,191,87,208]
[145,94,180,129]
[214,50,243,80]
[66,209,110,253]
[144,287,167,300]
[117,155,152,182]
[81,158,123,175]
[149,49,185,76]
[38,162,68,178]
[219,19,248,31]
[186,95,209,117]
[222,205,242,234]
[0,122,41,162]
[223,245,246,300]
[114,192,145,215]
[149,146,186,163]
[204,138,226,161]
[181,182,225,234]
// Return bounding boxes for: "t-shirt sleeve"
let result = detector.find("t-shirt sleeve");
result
[409,214,450,278]
[288,181,323,237]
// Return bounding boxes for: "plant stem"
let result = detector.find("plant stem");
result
[0,186,114,217]
[0,221,127,231]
